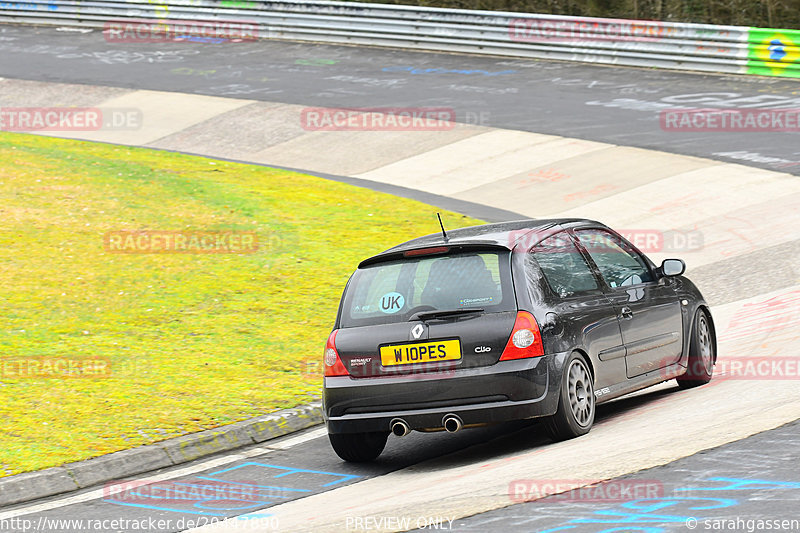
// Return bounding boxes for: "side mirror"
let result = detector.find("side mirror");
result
[661,258,686,277]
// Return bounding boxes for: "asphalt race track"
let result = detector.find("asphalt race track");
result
[2,25,800,174]
[1,22,800,533]
[3,415,799,532]
[450,419,800,532]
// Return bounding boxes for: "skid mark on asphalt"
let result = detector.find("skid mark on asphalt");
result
[718,288,800,346]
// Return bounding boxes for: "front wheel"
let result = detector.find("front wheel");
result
[677,309,715,389]
[328,431,388,462]
[546,352,595,442]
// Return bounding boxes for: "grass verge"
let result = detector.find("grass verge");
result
[0,132,483,476]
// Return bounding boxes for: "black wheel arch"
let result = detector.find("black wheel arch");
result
[672,275,716,366]
[570,347,596,384]
[695,304,718,364]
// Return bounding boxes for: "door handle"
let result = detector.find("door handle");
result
[620,307,633,319]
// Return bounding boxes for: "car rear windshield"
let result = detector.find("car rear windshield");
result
[339,250,516,327]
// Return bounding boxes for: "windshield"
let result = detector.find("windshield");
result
[340,251,515,327]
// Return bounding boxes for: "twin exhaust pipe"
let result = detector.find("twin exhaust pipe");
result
[390,414,463,437]
[443,414,463,433]
[390,419,410,437]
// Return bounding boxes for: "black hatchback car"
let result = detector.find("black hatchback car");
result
[323,219,716,462]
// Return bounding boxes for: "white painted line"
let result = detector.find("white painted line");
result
[0,427,326,519]
[265,427,328,450]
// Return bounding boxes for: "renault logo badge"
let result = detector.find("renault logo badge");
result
[411,324,424,339]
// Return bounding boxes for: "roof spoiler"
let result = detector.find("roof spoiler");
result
[358,243,510,269]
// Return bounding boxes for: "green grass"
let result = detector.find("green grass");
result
[0,132,484,476]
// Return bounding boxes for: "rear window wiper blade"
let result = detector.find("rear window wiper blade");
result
[410,308,484,321]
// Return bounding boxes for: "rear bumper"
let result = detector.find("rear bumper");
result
[324,354,564,434]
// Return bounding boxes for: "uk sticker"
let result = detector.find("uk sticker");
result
[380,292,405,314]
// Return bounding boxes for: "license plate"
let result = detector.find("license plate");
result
[379,339,461,367]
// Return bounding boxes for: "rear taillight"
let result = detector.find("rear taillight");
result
[499,311,545,361]
[323,330,349,377]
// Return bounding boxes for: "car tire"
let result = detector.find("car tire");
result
[328,431,389,462]
[677,309,715,389]
[546,352,595,442]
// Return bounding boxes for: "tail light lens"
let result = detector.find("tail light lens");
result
[499,311,545,361]
[323,330,349,377]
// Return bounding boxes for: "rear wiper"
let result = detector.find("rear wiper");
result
[410,308,484,321]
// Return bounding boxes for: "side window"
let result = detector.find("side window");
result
[575,229,653,288]
[532,232,599,297]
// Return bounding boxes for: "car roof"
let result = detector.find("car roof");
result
[360,218,606,267]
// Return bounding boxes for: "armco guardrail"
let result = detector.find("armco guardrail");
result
[0,1,798,78]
